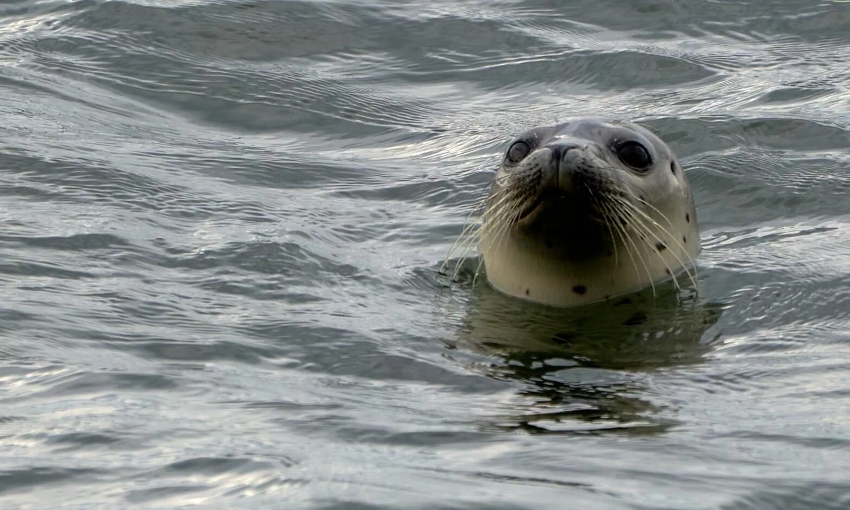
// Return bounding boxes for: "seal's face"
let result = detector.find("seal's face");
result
[478,118,700,307]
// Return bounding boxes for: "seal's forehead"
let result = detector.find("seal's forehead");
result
[554,118,654,143]
[514,118,669,155]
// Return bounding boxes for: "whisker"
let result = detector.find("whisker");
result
[442,221,482,275]
[611,196,698,293]
[632,194,698,275]
[480,196,521,251]
[441,189,490,278]
[475,205,523,288]
[442,180,525,282]
[617,204,682,294]
[450,229,482,281]
[471,189,526,286]
[638,202,693,257]
[603,202,645,292]
[609,202,656,297]
[584,185,619,268]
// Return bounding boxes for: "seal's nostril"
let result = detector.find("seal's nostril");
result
[549,143,580,163]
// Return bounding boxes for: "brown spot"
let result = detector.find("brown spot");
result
[665,268,671,275]
[639,195,646,203]
[686,213,690,223]
[655,242,666,251]
[604,294,611,300]
[525,289,530,296]
[572,285,587,295]
[671,162,676,174]
[683,236,687,243]
[623,312,648,326]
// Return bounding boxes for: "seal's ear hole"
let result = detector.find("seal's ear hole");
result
[506,141,531,164]
[670,161,677,174]
[615,141,652,172]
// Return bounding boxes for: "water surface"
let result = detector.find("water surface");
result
[2,0,850,508]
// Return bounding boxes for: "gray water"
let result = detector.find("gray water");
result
[2,0,850,508]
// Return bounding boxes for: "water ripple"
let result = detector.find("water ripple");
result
[2,0,850,507]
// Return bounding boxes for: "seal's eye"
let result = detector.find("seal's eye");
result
[616,141,652,171]
[506,141,531,164]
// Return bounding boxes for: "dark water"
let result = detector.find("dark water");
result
[2,0,850,507]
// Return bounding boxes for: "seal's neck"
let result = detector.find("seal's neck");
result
[481,236,626,306]
[480,226,696,307]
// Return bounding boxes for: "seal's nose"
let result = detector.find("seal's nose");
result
[535,139,586,192]
[547,142,580,164]
[545,141,586,193]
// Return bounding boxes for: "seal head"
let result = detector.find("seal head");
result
[479,118,700,306]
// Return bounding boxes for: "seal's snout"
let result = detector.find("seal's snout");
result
[549,141,594,196]
[546,142,580,165]
[538,141,581,192]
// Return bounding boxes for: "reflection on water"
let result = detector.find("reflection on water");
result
[445,264,723,434]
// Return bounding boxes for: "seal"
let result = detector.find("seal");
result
[448,118,700,307]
